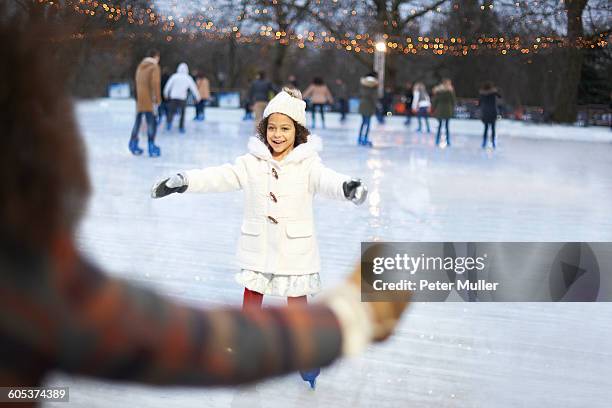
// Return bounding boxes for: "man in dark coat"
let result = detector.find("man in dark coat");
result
[248,71,278,127]
[403,81,414,126]
[479,81,501,149]
[157,67,171,124]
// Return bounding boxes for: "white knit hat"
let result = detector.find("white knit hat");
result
[263,87,307,126]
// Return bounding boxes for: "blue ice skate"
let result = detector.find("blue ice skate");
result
[128,138,143,156]
[300,368,320,389]
[148,141,161,157]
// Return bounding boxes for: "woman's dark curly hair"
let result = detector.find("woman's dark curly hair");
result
[0,22,90,249]
[255,87,310,152]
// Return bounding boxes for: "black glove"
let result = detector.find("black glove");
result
[151,173,188,198]
[343,178,368,205]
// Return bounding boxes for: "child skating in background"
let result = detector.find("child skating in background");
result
[151,88,368,388]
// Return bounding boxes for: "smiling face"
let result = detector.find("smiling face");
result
[266,113,296,160]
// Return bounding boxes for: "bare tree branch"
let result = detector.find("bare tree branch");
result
[400,0,448,27]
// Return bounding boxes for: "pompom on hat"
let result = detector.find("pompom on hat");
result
[263,87,307,126]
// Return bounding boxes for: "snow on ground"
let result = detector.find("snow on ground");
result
[44,99,612,407]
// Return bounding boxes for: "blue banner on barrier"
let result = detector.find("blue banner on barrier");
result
[217,92,241,108]
[108,83,131,99]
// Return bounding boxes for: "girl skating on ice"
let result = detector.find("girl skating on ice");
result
[151,88,368,388]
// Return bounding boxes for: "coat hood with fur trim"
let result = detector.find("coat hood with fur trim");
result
[479,88,499,96]
[360,76,378,88]
[433,83,454,94]
[247,134,323,164]
[141,57,159,67]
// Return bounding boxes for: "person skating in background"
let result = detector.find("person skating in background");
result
[163,62,201,134]
[608,91,612,130]
[358,72,378,146]
[334,78,349,123]
[151,88,369,388]
[249,71,278,128]
[0,23,410,401]
[303,77,334,129]
[412,82,431,133]
[383,86,394,118]
[242,90,253,120]
[432,78,457,147]
[157,66,171,125]
[403,81,414,127]
[129,49,161,157]
[479,81,502,149]
[377,86,394,124]
[285,74,299,91]
[194,71,210,121]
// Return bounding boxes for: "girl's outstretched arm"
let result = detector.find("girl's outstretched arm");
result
[309,158,368,205]
[151,155,249,198]
[308,157,347,200]
[184,155,249,193]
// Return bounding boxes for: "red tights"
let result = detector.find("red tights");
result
[242,288,307,310]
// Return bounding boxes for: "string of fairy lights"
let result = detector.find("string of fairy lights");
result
[40,0,610,56]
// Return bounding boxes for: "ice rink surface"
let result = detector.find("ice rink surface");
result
[45,100,612,407]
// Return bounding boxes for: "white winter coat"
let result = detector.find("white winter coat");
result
[412,89,431,110]
[184,135,349,275]
[163,62,201,101]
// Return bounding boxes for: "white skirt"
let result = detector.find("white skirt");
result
[235,269,322,297]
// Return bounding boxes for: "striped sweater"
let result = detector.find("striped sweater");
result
[0,233,342,406]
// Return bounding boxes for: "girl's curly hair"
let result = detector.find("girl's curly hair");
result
[256,87,310,152]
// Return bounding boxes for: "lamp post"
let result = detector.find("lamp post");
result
[374,37,386,98]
